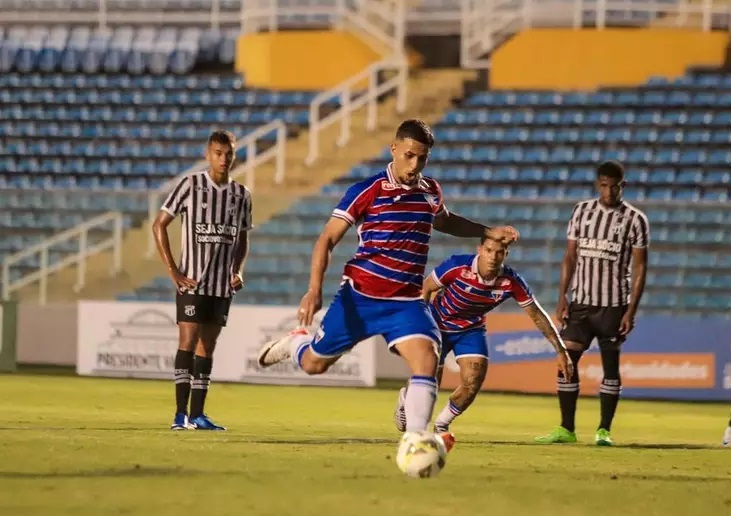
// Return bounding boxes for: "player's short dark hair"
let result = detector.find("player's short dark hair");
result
[208,130,236,149]
[480,233,510,247]
[395,119,435,148]
[596,160,624,181]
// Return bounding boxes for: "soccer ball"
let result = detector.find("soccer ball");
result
[396,431,448,478]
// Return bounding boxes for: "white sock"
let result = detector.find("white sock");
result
[289,333,312,368]
[404,375,438,432]
[434,400,462,430]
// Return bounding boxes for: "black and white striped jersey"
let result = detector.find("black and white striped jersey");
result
[162,169,252,298]
[566,199,650,307]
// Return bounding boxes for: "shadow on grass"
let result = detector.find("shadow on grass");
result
[0,466,211,479]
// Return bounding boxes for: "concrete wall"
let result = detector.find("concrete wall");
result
[17,302,411,378]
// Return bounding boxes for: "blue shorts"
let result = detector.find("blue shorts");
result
[438,328,489,365]
[310,282,441,358]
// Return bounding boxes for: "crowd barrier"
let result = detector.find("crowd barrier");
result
[442,313,731,401]
[3,301,729,401]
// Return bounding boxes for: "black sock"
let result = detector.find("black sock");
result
[598,342,621,432]
[558,349,583,433]
[189,355,213,419]
[728,412,731,427]
[174,349,194,415]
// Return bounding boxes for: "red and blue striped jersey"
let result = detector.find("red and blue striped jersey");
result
[429,254,534,332]
[331,164,447,300]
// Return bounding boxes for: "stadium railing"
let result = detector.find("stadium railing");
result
[144,118,287,257]
[2,211,124,305]
[238,0,406,54]
[461,0,731,68]
[234,0,408,165]
[305,58,408,166]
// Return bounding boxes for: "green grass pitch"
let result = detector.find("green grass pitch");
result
[0,373,729,515]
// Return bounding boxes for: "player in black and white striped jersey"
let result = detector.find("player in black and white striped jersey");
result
[152,130,253,431]
[536,161,649,447]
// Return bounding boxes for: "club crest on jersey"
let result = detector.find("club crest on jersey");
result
[228,204,236,216]
[611,218,625,235]
[490,290,507,301]
[184,305,195,317]
[461,270,477,280]
[424,193,439,208]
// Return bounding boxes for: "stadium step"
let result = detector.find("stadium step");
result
[10,67,476,303]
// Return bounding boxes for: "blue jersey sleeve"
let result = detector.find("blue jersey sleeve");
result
[332,177,380,226]
[430,255,465,287]
[509,270,535,307]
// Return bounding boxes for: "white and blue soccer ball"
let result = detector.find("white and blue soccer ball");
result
[396,431,448,478]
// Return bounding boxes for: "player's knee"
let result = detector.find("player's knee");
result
[394,339,439,376]
[178,324,198,352]
[565,340,585,352]
[300,354,329,375]
[412,350,438,377]
[557,348,582,385]
[598,339,621,381]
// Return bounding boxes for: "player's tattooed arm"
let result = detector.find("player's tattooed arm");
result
[524,300,574,379]
[523,300,568,354]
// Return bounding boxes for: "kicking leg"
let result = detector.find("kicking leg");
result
[189,324,225,430]
[433,356,487,432]
[171,322,197,430]
[258,285,362,375]
[257,326,347,375]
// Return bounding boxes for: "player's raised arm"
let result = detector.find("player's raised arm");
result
[522,299,573,381]
[433,209,520,243]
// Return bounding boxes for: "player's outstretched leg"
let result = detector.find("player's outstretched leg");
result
[535,346,583,444]
[258,327,310,367]
[723,412,731,447]
[433,357,487,432]
[189,325,225,431]
[595,339,621,446]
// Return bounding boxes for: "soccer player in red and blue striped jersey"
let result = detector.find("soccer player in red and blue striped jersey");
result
[257,119,518,449]
[394,235,574,433]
